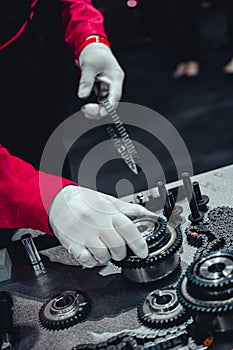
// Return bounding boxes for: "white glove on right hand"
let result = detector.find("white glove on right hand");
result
[77,42,125,120]
[49,186,153,268]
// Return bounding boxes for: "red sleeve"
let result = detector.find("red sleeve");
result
[61,0,108,59]
[0,145,77,235]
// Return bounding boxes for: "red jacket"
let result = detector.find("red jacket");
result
[0,1,107,235]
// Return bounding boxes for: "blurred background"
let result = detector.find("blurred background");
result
[64,0,233,196]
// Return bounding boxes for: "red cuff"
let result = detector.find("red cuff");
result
[76,36,110,60]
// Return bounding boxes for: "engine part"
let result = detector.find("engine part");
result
[177,251,233,334]
[157,182,183,225]
[137,288,190,329]
[192,181,209,213]
[72,328,189,350]
[21,234,46,275]
[96,83,141,175]
[39,290,91,330]
[182,173,204,225]
[0,291,14,350]
[112,216,182,283]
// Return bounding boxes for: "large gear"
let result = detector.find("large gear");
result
[137,288,190,329]
[39,290,91,331]
[112,216,182,283]
[177,251,233,334]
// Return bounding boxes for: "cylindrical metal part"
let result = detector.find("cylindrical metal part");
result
[182,172,193,202]
[0,292,13,334]
[21,234,46,275]
[193,181,209,212]
[182,173,204,224]
[122,253,180,283]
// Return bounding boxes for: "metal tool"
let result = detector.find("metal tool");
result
[95,81,141,175]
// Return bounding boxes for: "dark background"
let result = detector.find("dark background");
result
[64,1,233,195]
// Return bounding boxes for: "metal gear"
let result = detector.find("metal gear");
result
[39,290,91,330]
[137,288,190,329]
[177,251,233,333]
[112,216,182,283]
[187,250,233,290]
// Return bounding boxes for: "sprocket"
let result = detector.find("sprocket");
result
[137,288,190,329]
[39,289,91,331]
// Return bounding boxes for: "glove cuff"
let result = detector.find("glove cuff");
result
[76,36,110,60]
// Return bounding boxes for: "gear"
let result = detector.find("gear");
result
[137,288,190,329]
[112,216,182,283]
[177,251,233,334]
[39,290,91,330]
[187,250,233,290]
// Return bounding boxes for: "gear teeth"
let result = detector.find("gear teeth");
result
[39,290,91,331]
[137,288,190,330]
[113,222,182,270]
[177,251,233,316]
[187,250,233,290]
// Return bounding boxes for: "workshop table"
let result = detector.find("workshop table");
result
[0,164,233,350]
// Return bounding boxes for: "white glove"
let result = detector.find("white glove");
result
[49,186,153,268]
[77,42,125,120]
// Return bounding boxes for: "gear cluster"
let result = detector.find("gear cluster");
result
[39,290,91,331]
[112,216,182,283]
[177,250,233,338]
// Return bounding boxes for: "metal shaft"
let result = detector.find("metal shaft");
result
[21,234,46,275]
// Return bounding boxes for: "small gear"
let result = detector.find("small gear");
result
[137,288,190,329]
[112,216,182,283]
[39,290,91,330]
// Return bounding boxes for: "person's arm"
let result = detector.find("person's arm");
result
[0,145,151,267]
[61,0,125,120]
[61,0,108,59]
[0,144,76,235]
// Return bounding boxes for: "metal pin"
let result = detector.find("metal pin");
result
[182,173,204,225]
[21,234,46,275]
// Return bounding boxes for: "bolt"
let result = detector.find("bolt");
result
[192,181,209,212]
[182,173,204,225]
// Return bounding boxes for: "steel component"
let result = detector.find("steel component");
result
[112,216,182,283]
[137,288,190,329]
[182,173,204,225]
[21,234,46,275]
[72,328,189,350]
[39,290,90,330]
[0,292,14,350]
[177,251,233,334]
[192,181,209,213]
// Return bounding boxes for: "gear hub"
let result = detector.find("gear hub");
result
[137,287,190,329]
[177,250,233,335]
[112,216,182,283]
[39,289,91,330]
